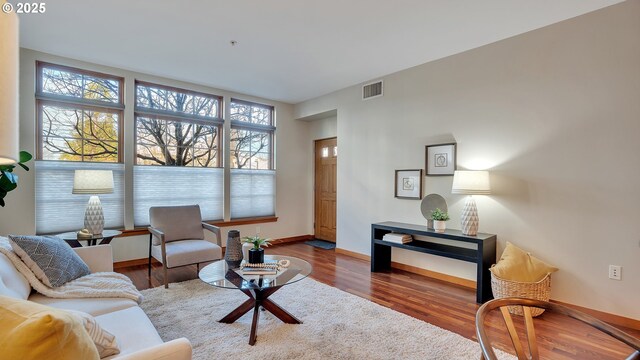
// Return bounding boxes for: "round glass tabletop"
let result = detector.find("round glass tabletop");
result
[199,255,312,291]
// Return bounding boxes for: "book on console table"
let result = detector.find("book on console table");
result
[382,233,412,244]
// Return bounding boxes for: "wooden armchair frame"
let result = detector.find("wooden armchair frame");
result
[476,297,640,360]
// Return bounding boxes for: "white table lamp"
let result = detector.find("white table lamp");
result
[0,8,20,165]
[452,170,491,236]
[73,170,114,235]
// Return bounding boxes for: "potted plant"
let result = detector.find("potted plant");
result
[241,235,272,264]
[430,208,450,233]
[0,151,32,207]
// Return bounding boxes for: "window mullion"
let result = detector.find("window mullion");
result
[230,121,275,132]
[36,93,125,111]
[134,107,223,126]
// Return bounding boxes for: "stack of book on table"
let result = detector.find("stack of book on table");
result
[382,233,412,244]
[241,260,278,275]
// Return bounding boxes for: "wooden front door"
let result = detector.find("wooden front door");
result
[314,137,337,242]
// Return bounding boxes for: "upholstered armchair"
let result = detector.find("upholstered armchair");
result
[148,205,222,288]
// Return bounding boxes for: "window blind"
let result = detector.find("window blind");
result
[230,169,275,219]
[35,161,125,234]
[133,166,223,226]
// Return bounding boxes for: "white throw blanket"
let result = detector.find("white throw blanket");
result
[0,239,142,303]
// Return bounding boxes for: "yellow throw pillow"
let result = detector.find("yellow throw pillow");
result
[490,242,558,282]
[0,296,100,360]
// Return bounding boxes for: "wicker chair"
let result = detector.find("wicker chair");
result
[476,297,640,360]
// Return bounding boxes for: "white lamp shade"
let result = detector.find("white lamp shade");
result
[451,170,491,195]
[73,170,114,194]
[0,8,20,165]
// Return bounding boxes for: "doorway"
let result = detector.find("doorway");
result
[314,137,337,242]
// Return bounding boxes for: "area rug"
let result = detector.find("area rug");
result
[141,278,513,360]
[304,239,336,250]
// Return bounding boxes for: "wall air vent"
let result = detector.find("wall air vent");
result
[362,80,383,100]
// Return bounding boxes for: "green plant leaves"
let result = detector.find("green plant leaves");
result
[1,171,17,185]
[241,235,272,249]
[0,173,18,192]
[19,151,32,163]
[0,151,32,207]
[430,208,450,221]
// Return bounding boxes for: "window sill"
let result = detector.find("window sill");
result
[118,216,278,238]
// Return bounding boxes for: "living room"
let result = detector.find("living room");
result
[1,1,639,359]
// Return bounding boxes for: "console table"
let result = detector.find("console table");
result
[371,221,496,303]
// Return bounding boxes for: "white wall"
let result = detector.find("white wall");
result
[0,49,314,261]
[307,116,337,141]
[295,1,640,319]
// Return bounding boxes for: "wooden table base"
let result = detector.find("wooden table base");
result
[219,286,302,345]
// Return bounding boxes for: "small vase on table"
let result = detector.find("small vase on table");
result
[224,230,243,268]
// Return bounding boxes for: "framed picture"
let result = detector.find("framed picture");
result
[395,169,423,200]
[425,143,456,176]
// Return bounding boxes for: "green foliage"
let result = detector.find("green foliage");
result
[0,151,32,207]
[57,109,119,163]
[430,208,450,221]
[241,235,272,250]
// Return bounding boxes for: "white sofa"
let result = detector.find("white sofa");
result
[0,243,192,360]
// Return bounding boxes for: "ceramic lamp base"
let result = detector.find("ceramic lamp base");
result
[84,195,105,235]
[461,195,479,236]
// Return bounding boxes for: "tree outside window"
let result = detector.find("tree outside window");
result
[230,99,275,169]
[134,82,222,167]
[37,62,123,162]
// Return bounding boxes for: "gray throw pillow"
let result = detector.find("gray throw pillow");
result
[8,235,91,288]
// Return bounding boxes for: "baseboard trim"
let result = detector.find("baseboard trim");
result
[550,300,640,330]
[390,262,477,289]
[113,258,161,269]
[335,248,369,260]
[335,247,639,330]
[270,234,314,245]
[335,248,475,289]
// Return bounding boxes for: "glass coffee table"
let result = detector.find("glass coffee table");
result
[198,255,312,345]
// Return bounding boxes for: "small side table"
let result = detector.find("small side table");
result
[56,230,122,248]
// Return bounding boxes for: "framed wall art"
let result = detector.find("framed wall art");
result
[425,143,456,176]
[394,169,423,200]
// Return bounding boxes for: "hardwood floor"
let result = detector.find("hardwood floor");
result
[117,242,639,359]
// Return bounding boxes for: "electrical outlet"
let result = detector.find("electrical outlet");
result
[608,265,621,280]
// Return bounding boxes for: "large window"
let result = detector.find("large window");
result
[35,62,125,234]
[230,99,276,219]
[135,81,222,167]
[34,62,279,232]
[230,99,274,169]
[37,62,123,162]
[133,82,224,226]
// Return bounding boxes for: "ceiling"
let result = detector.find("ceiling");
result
[14,0,623,104]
